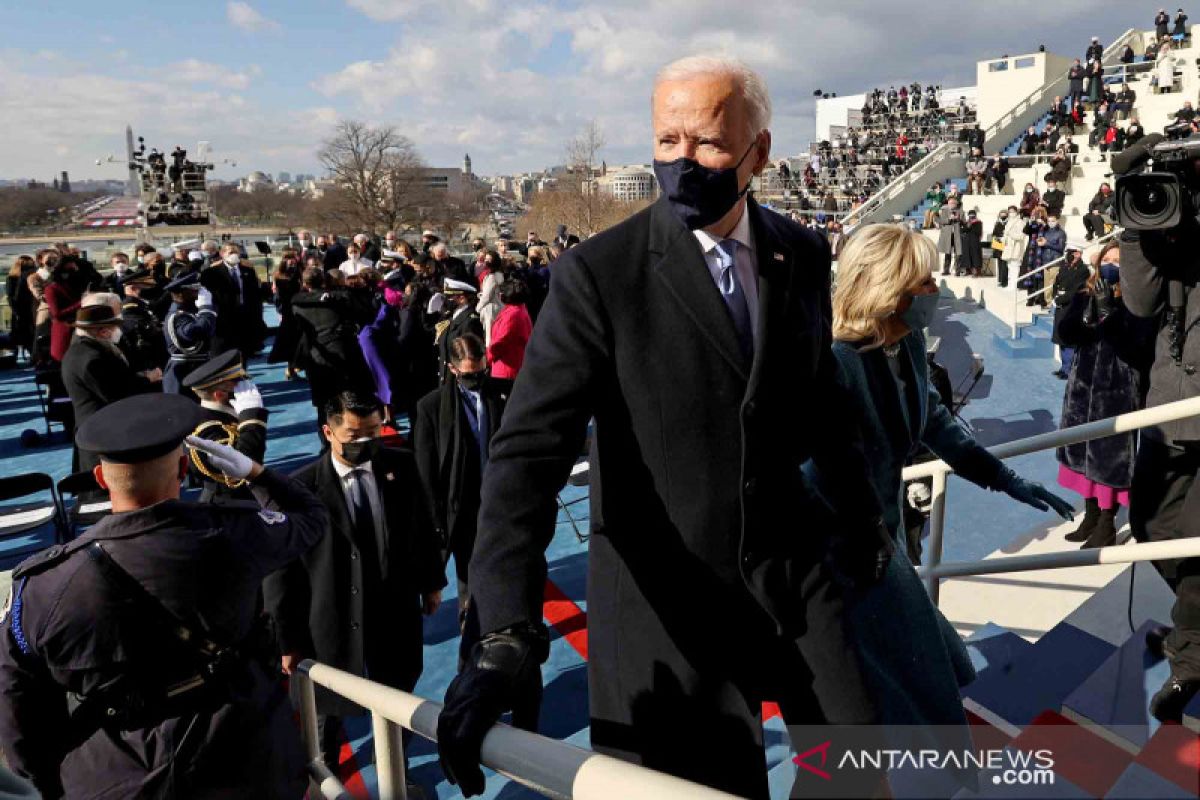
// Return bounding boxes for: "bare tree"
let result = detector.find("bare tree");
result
[555,120,617,236]
[317,120,429,233]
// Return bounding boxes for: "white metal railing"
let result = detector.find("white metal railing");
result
[843,142,965,229]
[903,395,1200,603]
[1007,228,1121,338]
[293,661,742,800]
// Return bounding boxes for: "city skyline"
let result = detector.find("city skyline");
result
[2,1,1153,183]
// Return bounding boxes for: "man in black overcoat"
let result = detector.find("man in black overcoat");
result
[435,280,484,384]
[437,57,892,799]
[263,391,445,770]
[200,242,266,359]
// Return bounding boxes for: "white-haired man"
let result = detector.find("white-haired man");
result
[437,55,894,798]
[61,293,162,472]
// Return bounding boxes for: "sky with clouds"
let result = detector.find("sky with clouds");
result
[1,1,1161,182]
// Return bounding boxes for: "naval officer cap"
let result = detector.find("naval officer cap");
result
[442,278,477,295]
[182,350,247,391]
[76,393,202,464]
[165,272,201,293]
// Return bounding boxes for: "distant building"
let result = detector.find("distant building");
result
[238,171,274,192]
[464,153,473,177]
[60,171,71,193]
[277,171,292,185]
[595,165,658,201]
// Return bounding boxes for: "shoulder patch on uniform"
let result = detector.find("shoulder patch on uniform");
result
[258,509,286,525]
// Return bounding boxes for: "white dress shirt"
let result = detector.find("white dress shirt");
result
[331,451,385,544]
[692,205,761,350]
[339,257,373,276]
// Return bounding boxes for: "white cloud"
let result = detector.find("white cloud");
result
[226,2,280,33]
[170,59,259,90]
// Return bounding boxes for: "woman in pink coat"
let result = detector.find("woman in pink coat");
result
[487,278,532,390]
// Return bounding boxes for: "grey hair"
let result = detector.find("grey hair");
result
[654,55,772,138]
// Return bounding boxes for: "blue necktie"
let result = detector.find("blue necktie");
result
[714,239,753,359]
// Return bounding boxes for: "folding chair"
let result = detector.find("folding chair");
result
[0,472,64,562]
[558,460,591,544]
[56,470,111,540]
[33,366,74,438]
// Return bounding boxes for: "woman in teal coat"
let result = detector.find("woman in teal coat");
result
[806,224,1074,733]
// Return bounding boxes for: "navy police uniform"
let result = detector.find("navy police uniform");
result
[182,351,270,504]
[162,273,218,398]
[0,395,328,799]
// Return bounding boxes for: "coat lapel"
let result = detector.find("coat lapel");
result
[314,455,354,545]
[649,199,749,379]
[745,201,794,398]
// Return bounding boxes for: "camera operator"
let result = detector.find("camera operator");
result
[1115,132,1200,721]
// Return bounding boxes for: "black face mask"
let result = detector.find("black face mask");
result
[653,140,757,230]
[340,437,380,466]
[457,369,488,391]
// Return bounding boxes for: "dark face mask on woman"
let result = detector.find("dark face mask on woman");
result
[653,140,758,230]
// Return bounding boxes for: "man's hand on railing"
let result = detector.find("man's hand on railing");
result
[996,467,1075,520]
[438,622,550,796]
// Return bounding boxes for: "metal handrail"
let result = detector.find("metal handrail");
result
[1007,228,1122,337]
[294,661,742,800]
[843,142,964,229]
[903,394,1200,602]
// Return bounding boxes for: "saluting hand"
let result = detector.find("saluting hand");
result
[185,435,262,481]
[230,379,264,414]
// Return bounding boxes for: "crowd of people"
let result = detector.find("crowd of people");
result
[2,32,1200,800]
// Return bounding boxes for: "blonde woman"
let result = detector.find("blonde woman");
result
[805,224,1073,731]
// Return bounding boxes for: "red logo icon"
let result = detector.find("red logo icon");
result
[793,741,832,781]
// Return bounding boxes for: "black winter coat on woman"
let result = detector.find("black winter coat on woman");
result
[1055,290,1156,487]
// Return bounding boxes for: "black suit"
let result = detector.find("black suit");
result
[263,447,445,723]
[413,379,507,586]
[199,261,266,358]
[61,337,158,472]
[437,307,484,383]
[468,197,886,797]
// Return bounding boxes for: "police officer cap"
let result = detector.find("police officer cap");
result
[122,268,156,287]
[442,278,477,295]
[182,350,247,390]
[76,394,201,464]
[165,272,200,293]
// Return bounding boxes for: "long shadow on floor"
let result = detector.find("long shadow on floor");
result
[969,409,1058,449]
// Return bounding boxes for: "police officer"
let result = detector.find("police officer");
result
[162,272,218,399]
[0,393,329,799]
[119,268,167,374]
[182,350,269,504]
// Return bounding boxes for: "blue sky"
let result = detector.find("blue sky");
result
[1,1,1160,182]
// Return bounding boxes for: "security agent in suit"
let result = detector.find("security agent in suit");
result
[263,391,445,771]
[435,279,485,384]
[181,350,269,504]
[414,333,507,612]
[200,242,266,360]
[437,58,893,799]
[0,394,329,800]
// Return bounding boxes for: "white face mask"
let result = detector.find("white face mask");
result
[225,253,241,267]
[113,262,128,274]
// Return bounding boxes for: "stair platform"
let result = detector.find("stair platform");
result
[1061,620,1171,754]
[962,622,1115,737]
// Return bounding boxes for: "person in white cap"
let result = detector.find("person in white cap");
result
[421,229,439,253]
[436,278,482,383]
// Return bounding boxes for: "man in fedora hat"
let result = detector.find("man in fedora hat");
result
[61,293,162,472]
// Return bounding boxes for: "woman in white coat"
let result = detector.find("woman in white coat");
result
[475,248,505,345]
[1001,204,1028,289]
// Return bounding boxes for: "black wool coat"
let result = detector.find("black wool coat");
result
[200,262,266,357]
[1055,292,1156,487]
[263,447,446,716]
[468,197,890,791]
[412,378,507,583]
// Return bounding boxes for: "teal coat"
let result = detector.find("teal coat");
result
[806,330,1007,729]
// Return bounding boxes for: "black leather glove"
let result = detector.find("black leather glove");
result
[437,622,549,796]
[825,515,894,590]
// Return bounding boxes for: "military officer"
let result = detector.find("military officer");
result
[435,278,484,384]
[181,350,269,504]
[0,393,329,800]
[118,268,167,374]
[162,272,218,399]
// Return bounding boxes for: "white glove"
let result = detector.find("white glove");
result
[230,379,263,415]
[196,286,214,309]
[185,435,254,480]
